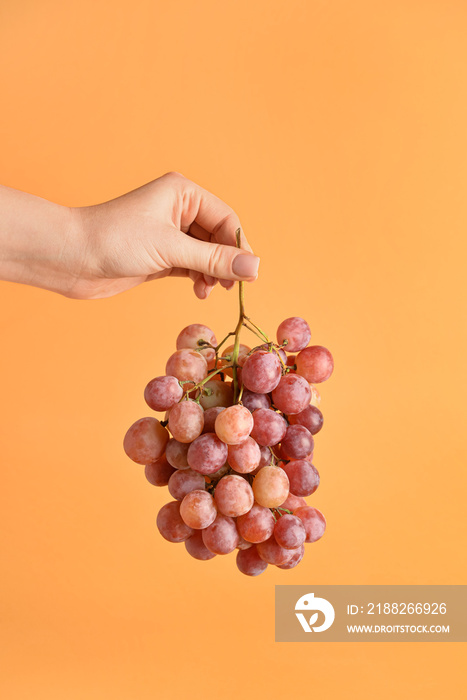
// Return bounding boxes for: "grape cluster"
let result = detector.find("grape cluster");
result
[124,314,333,576]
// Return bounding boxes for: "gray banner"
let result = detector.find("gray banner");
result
[275,585,467,642]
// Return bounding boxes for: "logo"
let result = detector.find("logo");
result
[295,592,335,633]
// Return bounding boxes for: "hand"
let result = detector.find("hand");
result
[0,173,259,300]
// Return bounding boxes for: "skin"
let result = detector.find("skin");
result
[0,171,259,300]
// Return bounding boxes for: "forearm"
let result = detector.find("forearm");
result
[0,185,83,295]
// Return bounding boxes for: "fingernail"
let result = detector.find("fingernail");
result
[232,254,260,279]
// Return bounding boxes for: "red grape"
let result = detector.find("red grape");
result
[202,514,239,554]
[271,374,311,414]
[274,514,306,549]
[165,438,190,469]
[124,417,169,464]
[215,405,254,445]
[180,490,217,529]
[252,465,289,508]
[294,506,326,542]
[202,406,225,433]
[176,324,217,364]
[281,425,314,459]
[288,404,324,435]
[218,343,251,377]
[250,408,287,447]
[280,493,307,511]
[198,379,233,409]
[166,349,208,388]
[144,375,183,412]
[157,501,194,542]
[256,535,291,566]
[236,502,275,543]
[236,545,268,576]
[242,350,282,394]
[145,455,176,486]
[276,317,311,352]
[282,460,320,497]
[214,474,254,517]
[227,437,261,474]
[187,433,228,475]
[241,389,271,412]
[296,346,334,383]
[185,530,217,560]
[168,400,204,443]
[168,468,206,500]
[277,544,305,569]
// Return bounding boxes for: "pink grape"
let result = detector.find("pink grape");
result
[165,438,190,469]
[202,514,240,554]
[202,406,225,433]
[296,346,334,383]
[281,425,314,459]
[157,501,194,542]
[294,506,326,542]
[185,530,216,560]
[145,455,176,486]
[214,475,254,517]
[274,514,306,549]
[236,534,253,550]
[144,375,183,412]
[218,343,251,377]
[282,460,320,497]
[168,468,206,500]
[187,433,228,475]
[199,379,233,409]
[236,545,268,576]
[180,490,217,529]
[256,535,292,566]
[277,544,305,569]
[241,389,271,412]
[288,405,324,435]
[276,317,311,352]
[280,493,307,511]
[252,465,289,508]
[228,437,261,474]
[168,400,204,443]
[166,349,208,388]
[215,405,254,445]
[124,417,170,464]
[236,502,275,543]
[250,408,287,447]
[271,374,311,415]
[242,350,282,394]
[258,445,273,468]
[176,323,217,364]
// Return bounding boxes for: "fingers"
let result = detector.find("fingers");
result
[161,229,260,282]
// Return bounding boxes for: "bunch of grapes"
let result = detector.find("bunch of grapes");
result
[123,233,333,576]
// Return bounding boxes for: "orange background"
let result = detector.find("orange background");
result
[1,1,466,698]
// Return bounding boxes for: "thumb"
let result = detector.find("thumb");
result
[163,230,260,281]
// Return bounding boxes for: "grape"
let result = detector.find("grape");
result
[280,493,307,511]
[180,490,217,529]
[168,468,206,500]
[215,405,254,445]
[236,545,268,576]
[145,455,176,486]
[286,354,297,369]
[236,534,253,550]
[227,437,261,474]
[144,375,183,412]
[176,323,217,365]
[296,346,334,383]
[258,445,273,468]
[207,462,230,480]
[187,433,228,475]
[157,501,194,542]
[168,400,204,443]
[199,379,233,409]
[202,514,239,554]
[202,406,225,433]
[166,349,208,388]
[236,502,275,543]
[242,350,282,394]
[288,405,324,435]
[256,535,292,566]
[250,408,287,447]
[274,514,306,549]
[294,506,326,542]
[252,466,289,508]
[309,385,321,407]
[165,438,190,469]
[214,475,254,517]
[277,544,305,569]
[271,374,311,415]
[256,344,287,366]
[281,425,314,459]
[276,317,311,352]
[218,343,251,377]
[241,389,271,412]
[185,530,216,560]
[124,417,169,464]
[282,460,320,497]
